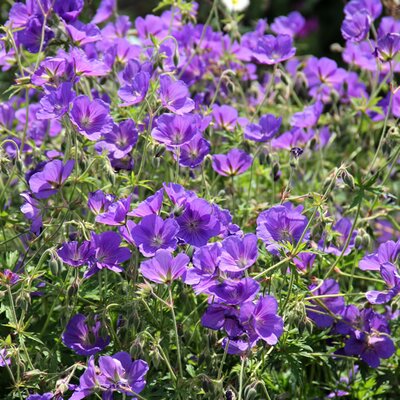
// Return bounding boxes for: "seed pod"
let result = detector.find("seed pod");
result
[361,232,371,249]
[342,171,355,190]
[154,144,166,158]
[355,235,363,249]
[244,387,258,400]
[49,256,61,276]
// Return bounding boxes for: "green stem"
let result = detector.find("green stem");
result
[169,287,183,379]
[238,356,246,400]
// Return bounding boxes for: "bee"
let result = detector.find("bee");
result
[383,0,400,18]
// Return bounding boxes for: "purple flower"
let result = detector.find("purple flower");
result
[256,203,309,255]
[95,120,138,159]
[98,352,149,397]
[176,198,221,247]
[131,214,179,257]
[343,308,395,368]
[209,278,260,305]
[366,263,400,304]
[57,241,93,267]
[62,314,110,356]
[184,242,221,294]
[152,113,198,146]
[129,189,164,218]
[320,217,358,257]
[65,22,102,46]
[212,105,238,131]
[219,234,258,273]
[70,356,98,400]
[359,240,400,271]
[270,11,305,37]
[344,0,382,21]
[26,393,53,400]
[307,279,345,328]
[85,231,131,278]
[36,82,75,120]
[341,11,371,43]
[178,134,210,168]
[201,304,243,338]
[16,17,54,53]
[54,0,84,23]
[240,295,284,345]
[293,252,316,273]
[252,34,296,65]
[271,127,314,150]
[92,0,116,24]
[0,269,20,286]
[163,182,197,207]
[244,114,282,142]
[95,196,132,226]
[212,149,252,177]
[290,101,323,128]
[140,249,189,284]
[159,74,194,115]
[70,95,113,140]
[29,160,74,199]
[0,348,11,367]
[31,57,73,87]
[118,71,150,106]
[20,192,42,234]
[376,33,400,62]
[88,190,115,215]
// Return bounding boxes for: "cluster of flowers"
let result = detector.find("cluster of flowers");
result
[0,0,399,398]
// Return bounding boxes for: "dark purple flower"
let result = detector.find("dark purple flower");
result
[92,0,116,24]
[176,198,221,247]
[290,101,323,128]
[359,240,400,271]
[201,304,243,337]
[95,196,132,226]
[320,217,358,257]
[96,120,138,159]
[70,96,113,141]
[307,279,345,328]
[178,134,210,168]
[16,17,54,53]
[252,34,296,65]
[343,308,395,368]
[85,231,131,278]
[341,11,371,43]
[131,215,179,257]
[152,113,198,146]
[36,82,74,120]
[212,105,238,131]
[376,33,400,62]
[118,71,150,106]
[129,189,164,218]
[140,249,189,284]
[62,314,110,356]
[29,160,74,199]
[0,348,11,367]
[270,12,305,37]
[57,241,93,267]
[209,278,260,305]
[366,263,400,304]
[240,295,284,345]
[159,74,194,115]
[212,149,252,177]
[244,114,282,142]
[256,203,309,255]
[219,234,258,273]
[54,0,84,23]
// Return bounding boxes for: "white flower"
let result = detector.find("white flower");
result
[220,0,250,12]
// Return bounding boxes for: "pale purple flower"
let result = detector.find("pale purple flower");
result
[290,101,323,128]
[140,249,189,284]
[92,0,116,24]
[244,114,282,142]
[212,105,238,131]
[270,12,305,37]
[359,240,400,271]
[36,82,74,120]
[131,215,179,257]
[159,74,194,115]
[209,278,260,305]
[57,241,93,267]
[65,22,102,46]
[88,190,115,215]
[341,11,371,43]
[178,134,210,168]
[366,263,400,304]
[212,149,252,177]
[70,96,113,141]
[95,196,132,226]
[252,34,296,65]
[29,160,74,199]
[118,71,150,106]
[129,189,164,218]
